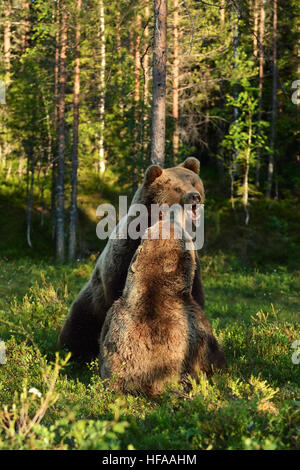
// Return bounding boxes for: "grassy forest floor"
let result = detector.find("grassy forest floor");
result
[0,174,299,449]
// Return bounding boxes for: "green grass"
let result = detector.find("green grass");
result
[0,255,299,450]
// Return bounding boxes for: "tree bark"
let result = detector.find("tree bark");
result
[133,9,141,187]
[144,4,150,108]
[2,0,12,171]
[243,107,253,225]
[69,0,82,262]
[266,0,278,198]
[150,0,167,167]
[232,9,239,191]
[142,2,150,160]
[4,1,11,81]
[255,0,265,187]
[51,0,60,240]
[220,0,225,25]
[253,0,259,59]
[27,155,34,249]
[21,0,30,54]
[98,0,105,174]
[56,0,67,261]
[172,0,179,163]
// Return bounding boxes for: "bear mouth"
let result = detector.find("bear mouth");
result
[187,203,201,228]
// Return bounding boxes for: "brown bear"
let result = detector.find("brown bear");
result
[59,157,206,361]
[99,219,226,396]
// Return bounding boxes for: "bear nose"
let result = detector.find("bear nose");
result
[188,192,201,204]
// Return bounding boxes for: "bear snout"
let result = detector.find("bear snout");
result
[186,192,202,204]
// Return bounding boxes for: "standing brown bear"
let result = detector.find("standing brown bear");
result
[99,219,226,396]
[59,157,206,361]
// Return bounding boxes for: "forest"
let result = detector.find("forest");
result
[0,0,299,451]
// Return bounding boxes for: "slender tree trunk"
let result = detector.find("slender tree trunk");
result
[144,4,150,108]
[51,0,60,240]
[243,108,253,225]
[21,0,30,54]
[27,155,34,249]
[4,2,11,82]
[253,0,258,59]
[18,157,24,182]
[56,0,67,261]
[142,2,150,161]
[220,0,225,25]
[232,8,239,195]
[172,0,179,163]
[255,0,265,186]
[3,1,12,170]
[116,11,121,58]
[116,10,124,117]
[217,0,226,181]
[266,0,278,198]
[150,0,167,167]
[133,9,141,189]
[98,0,105,174]
[69,0,82,262]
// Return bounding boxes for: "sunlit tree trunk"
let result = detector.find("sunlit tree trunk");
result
[243,107,253,226]
[266,0,278,198]
[231,8,239,207]
[142,2,150,160]
[133,9,141,189]
[116,10,123,117]
[21,0,30,54]
[220,0,225,25]
[4,1,11,82]
[172,0,179,163]
[26,155,34,249]
[69,0,82,262]
[56,0,67,261]
[253,0,258,59]
[98,0,105,174]
[51,0,60,239]
[150,0,167,167]
[2,0,12,170]
[255,0,265,187]
[144,3,150,108]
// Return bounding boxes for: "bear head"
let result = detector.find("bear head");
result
[125,219,196,300]
[131,157,204,227]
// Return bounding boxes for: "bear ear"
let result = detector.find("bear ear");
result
[181,157,200,175]
[144,165,163,185]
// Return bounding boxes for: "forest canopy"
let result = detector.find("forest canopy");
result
[0,0,299,261]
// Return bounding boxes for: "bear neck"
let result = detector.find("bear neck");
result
[125,280,190,319]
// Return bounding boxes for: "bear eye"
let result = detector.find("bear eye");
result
[174,187,182,194]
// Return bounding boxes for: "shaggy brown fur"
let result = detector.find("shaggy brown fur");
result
[59,157,206,361]
[99,221,226,396]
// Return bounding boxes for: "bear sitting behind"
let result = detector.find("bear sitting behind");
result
[99,219,226,397]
